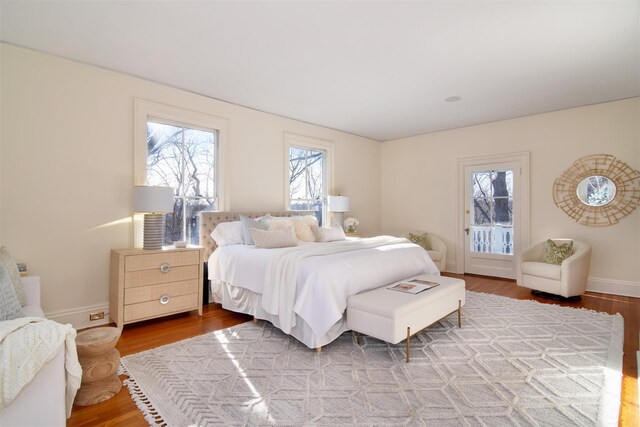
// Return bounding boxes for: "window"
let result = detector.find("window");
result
[285,134,333,226]
[134,99,228,247]
[146,120,217,245]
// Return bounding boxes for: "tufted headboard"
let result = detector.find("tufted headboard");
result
[199,211,314,260]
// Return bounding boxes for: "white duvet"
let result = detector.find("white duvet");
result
[208,236,440,338]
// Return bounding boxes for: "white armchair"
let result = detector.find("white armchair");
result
[0,276,68,427]
[407,231,447,272]
[516,239,591,299]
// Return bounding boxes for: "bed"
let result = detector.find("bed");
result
[200,211,440,349]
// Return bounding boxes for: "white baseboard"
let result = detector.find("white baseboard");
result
[587,276,640,298]
[46,303,110,330]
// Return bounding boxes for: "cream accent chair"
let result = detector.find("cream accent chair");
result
[407,231,447,272]
[516,239,591,299]
[0,277,68,427]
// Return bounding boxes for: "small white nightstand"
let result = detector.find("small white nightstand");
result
[109,246,203,328]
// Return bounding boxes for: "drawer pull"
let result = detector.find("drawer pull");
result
[159,294,171,304]
[160,263,171,273]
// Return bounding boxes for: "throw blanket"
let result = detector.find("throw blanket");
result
[261,236,417,334]
[0,317,82,418]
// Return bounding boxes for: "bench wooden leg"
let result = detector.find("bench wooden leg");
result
[316,347,322,353]
[406,327,410,363]
[458,300,462,328]
[252,316,258,324]
[355,331,360,345]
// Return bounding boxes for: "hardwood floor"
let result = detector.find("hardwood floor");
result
[67,274,639,426]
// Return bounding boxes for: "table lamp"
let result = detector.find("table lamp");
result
[133,186,174,250]
[327,195,350,229]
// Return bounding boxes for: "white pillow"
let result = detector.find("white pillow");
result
[291,215,319,242]
[311,225,346,242]
[265,217,294,231]
[210,221,245,246]
[250,226,298,249]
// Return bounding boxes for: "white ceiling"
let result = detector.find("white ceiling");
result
[1,1,638,141]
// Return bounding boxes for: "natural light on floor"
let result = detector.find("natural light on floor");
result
[214,329,273,423]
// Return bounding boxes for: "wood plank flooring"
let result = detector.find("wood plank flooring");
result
[67,274,638,426]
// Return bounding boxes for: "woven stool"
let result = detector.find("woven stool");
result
[74,327,122,406]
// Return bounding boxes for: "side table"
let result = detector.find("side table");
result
[74,327,122,406]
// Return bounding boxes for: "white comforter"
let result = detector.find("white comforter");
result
[209,236,440,338]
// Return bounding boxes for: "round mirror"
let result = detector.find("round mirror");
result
[576,175,616,206]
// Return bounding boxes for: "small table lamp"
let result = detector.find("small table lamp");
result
[328,195,350,229]
[133,186,174,250]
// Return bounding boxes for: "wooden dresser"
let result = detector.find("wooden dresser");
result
[109,247,204,328]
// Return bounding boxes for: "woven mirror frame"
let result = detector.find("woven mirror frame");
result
[553,154,640,226]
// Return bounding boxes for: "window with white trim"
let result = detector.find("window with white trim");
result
[285,134,332,225]
[134,99,228,247]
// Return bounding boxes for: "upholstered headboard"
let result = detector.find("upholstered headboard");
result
[199,211,314,260]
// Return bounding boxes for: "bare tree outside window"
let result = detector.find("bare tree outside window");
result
[289,146,325,225]
[147,121,217,245]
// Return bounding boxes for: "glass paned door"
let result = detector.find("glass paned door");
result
[464,162,519,279]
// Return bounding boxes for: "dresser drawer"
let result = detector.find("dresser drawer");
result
[125,265,199,288]
[124,279,199,305]
[123,293,199,323]
[125,251,200,272]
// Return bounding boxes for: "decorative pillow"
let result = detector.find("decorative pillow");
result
[291,215,319,242]
[265,217,294,231]
[0,246,25,307]
[239,215,269,245]
[250,226,298,249]
[211,221,245,246]
[541,239,573,265]
[0,265,23,321]
[408,232,430,250]
[311,225,346,242]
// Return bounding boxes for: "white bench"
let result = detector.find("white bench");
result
[347,274,466,362]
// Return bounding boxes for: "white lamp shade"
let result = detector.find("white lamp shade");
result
[328,195,350,212]
[133,186,174,213]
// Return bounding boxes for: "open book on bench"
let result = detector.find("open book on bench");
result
[387,278,439,294]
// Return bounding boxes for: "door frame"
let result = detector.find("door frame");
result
[456,152,530,275]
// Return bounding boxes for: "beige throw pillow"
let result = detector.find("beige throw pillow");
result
[312,225,346,242]
[291,216,319,242]
[250,226,298,249]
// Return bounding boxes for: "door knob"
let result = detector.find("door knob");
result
[464,227,470,235]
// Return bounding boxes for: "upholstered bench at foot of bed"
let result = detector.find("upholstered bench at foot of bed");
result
[347,274,466,362]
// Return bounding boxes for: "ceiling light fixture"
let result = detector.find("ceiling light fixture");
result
[445,96,462,102]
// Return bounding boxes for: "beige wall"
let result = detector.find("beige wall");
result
[381,98,640,292]
[0,44,381,319]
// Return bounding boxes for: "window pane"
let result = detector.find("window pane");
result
[185,198,216,245]
[163,198,184,245]
[472,172,492,197]
[493,198,513,225]
[147,122,183,190]
[289,146,325,225]
[472,199,493,226]
[183,128,215,197]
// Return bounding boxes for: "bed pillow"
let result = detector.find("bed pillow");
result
[312,225,346,242]
[0,246,25,306]
[211,221,245,246]
[240,214,269,245]
[291,215,319,242]
[250,226,298,249]
[541,239,573,265]
[0,265,23,321]
[265,217,294,231]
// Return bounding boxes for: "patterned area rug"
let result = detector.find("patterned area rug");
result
[120,292,623,426]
